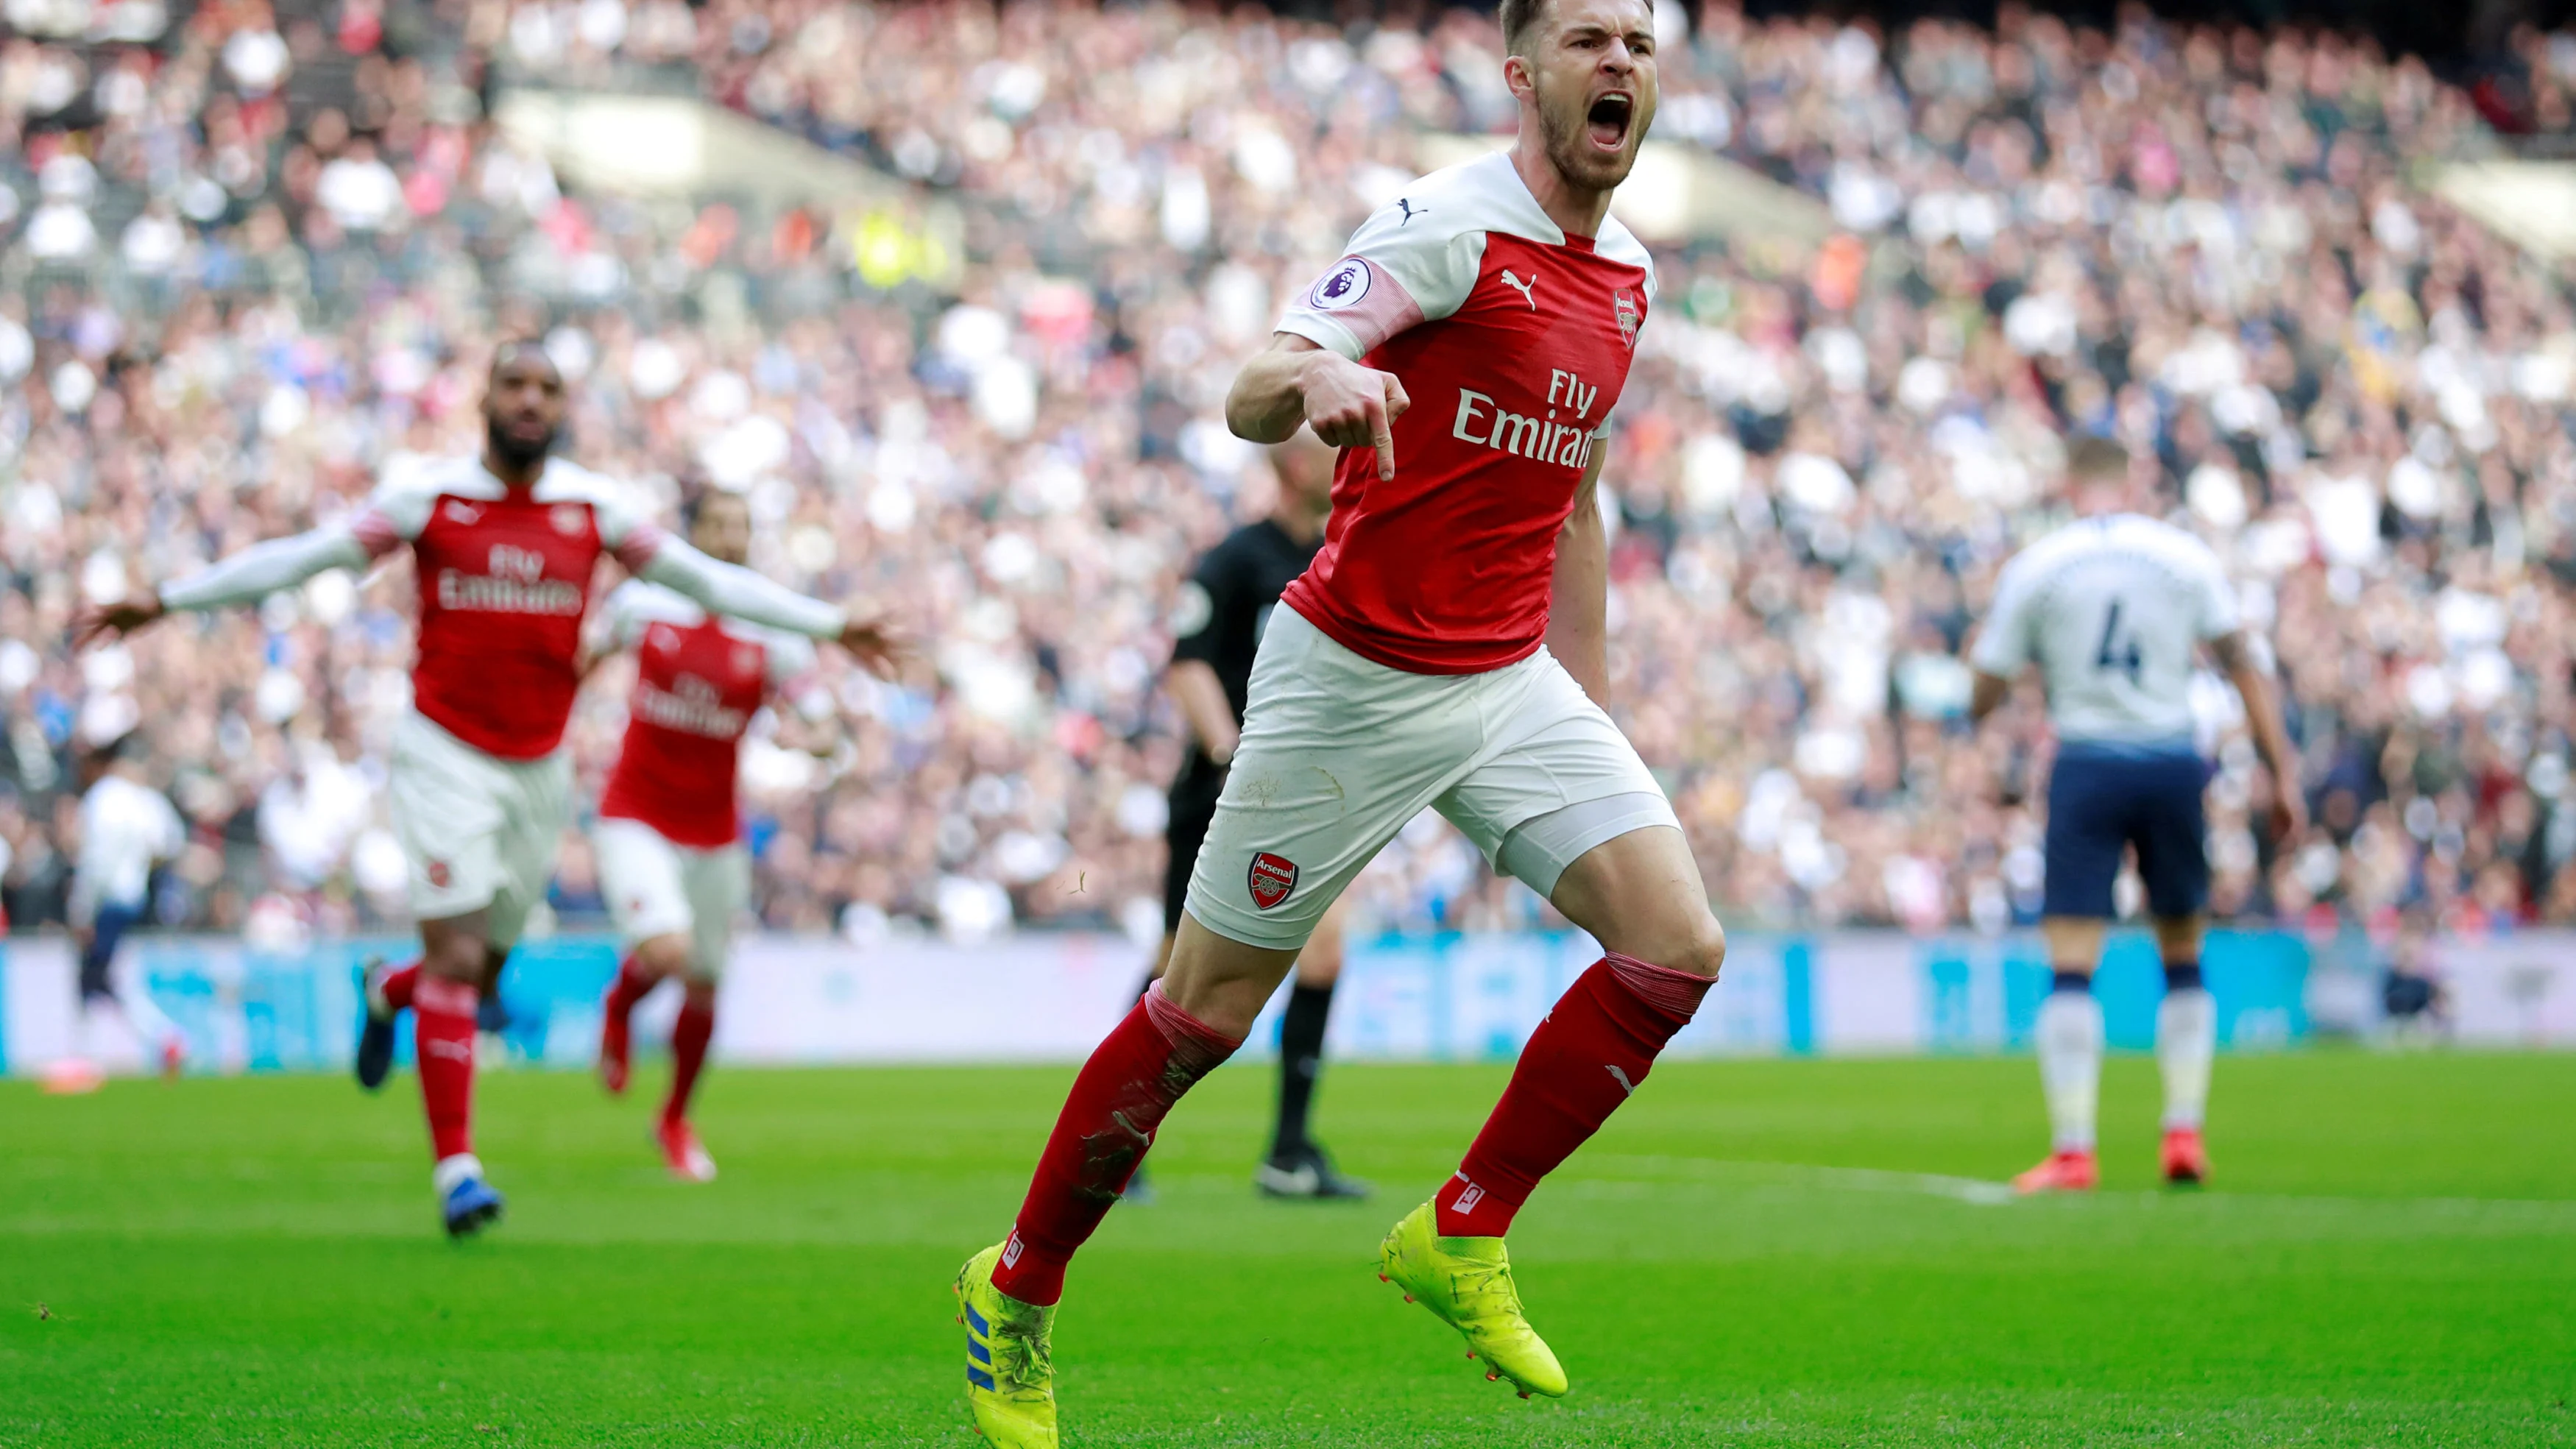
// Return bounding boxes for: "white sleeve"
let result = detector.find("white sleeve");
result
[1276,198,1482,360]
[587,581,654,656]
[581,474,676,575]
[158,528,372,612]
[764,631,820,690]
[637,539,846,640]
[1968,556,2037,677]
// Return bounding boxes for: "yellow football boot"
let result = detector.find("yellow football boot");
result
[953,1244,1058,1448]
[1377,1200,1569,1398]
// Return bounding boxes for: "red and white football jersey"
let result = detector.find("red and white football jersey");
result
[1275,149,1656,676]
[350,456,666,759]
[595,581,817,848]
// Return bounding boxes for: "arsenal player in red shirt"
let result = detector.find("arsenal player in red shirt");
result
[78,344,898,1238]
[951,0,1726,1440]
[585,486,835,1183]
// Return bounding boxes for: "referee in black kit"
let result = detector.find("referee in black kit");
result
[1130,429,1367,1202]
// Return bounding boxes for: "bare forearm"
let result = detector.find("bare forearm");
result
[1167,661,1240,762]
[2212,634,2299,788]
[2232,662,2299,793]
[1225,348,1320,444]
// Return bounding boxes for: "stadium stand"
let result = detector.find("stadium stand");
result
[4,0,2576,951]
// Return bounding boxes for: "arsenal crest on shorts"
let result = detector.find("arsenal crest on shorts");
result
[1247,851,1298,910]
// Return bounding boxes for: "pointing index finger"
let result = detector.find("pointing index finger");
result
[1367,397,1395,482]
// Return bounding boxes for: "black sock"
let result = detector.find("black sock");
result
[2164,960,2203,992]
[1271,981,1335,1161]
[2050,969,2092,994]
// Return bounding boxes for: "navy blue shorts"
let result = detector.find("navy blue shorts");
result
[2042,744,2211,920]
[79,901,144,1001]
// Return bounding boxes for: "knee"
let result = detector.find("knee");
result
[682,975,718,1009]
[1671,911,1727,982]
[635,934,694,979]
[423,936,485,982]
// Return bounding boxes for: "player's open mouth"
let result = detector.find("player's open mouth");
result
[1586,92,1633,150]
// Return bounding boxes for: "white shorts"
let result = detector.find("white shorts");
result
[593,817,751,977]
[1186,608,1678,950]
[389,711,573,949]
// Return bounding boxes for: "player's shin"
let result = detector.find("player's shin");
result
[2156,961,2215,1130]
[990,983,1243,1305]
[604,954,654,1023]
[415,975,478,1163]
[1436,953,1715,1236]
[598,953,653,1094]
[665,992,715,1126]
[2037,971,2104,1152]
[1271,979,1334,1159]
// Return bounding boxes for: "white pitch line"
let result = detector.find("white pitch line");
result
[1588,1155,2021,1207]
[1583,1156,2576,1223]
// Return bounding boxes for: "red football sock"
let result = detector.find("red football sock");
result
[604,957,654,1024]
[379,961,420,1012]
[1435,953,1714,1236]
[663,998,714,1127]
[991,984,1242,1305]
[414,975,478,1161]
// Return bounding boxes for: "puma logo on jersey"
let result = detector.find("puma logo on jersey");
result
[1396,198,1426,225]
[1498,269,1538,310]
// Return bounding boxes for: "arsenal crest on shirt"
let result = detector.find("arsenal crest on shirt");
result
[1614,290,1642,349]
[1247,851,1299,910]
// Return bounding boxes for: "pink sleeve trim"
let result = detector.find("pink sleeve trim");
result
[614,522,668,574]
[349,509,403,560]
[1287,257,1426,358]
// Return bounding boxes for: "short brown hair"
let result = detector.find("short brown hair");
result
[2066,434,2129,481]
[1499,0,1547,54]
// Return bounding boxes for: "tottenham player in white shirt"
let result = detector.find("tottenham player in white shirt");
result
[77,344,898,1236]
[48,704,189,1092]
[1968,436,2306,1191]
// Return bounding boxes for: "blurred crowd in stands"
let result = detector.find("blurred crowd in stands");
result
[4,0,2576,950]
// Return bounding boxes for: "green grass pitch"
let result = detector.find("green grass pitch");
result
[4,1050,2573,1446]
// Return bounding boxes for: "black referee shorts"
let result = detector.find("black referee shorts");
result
[1162,768,1226,935]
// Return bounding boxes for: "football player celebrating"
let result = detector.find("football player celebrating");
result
[77,344,897,1236]
[951,0,1715,1441]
